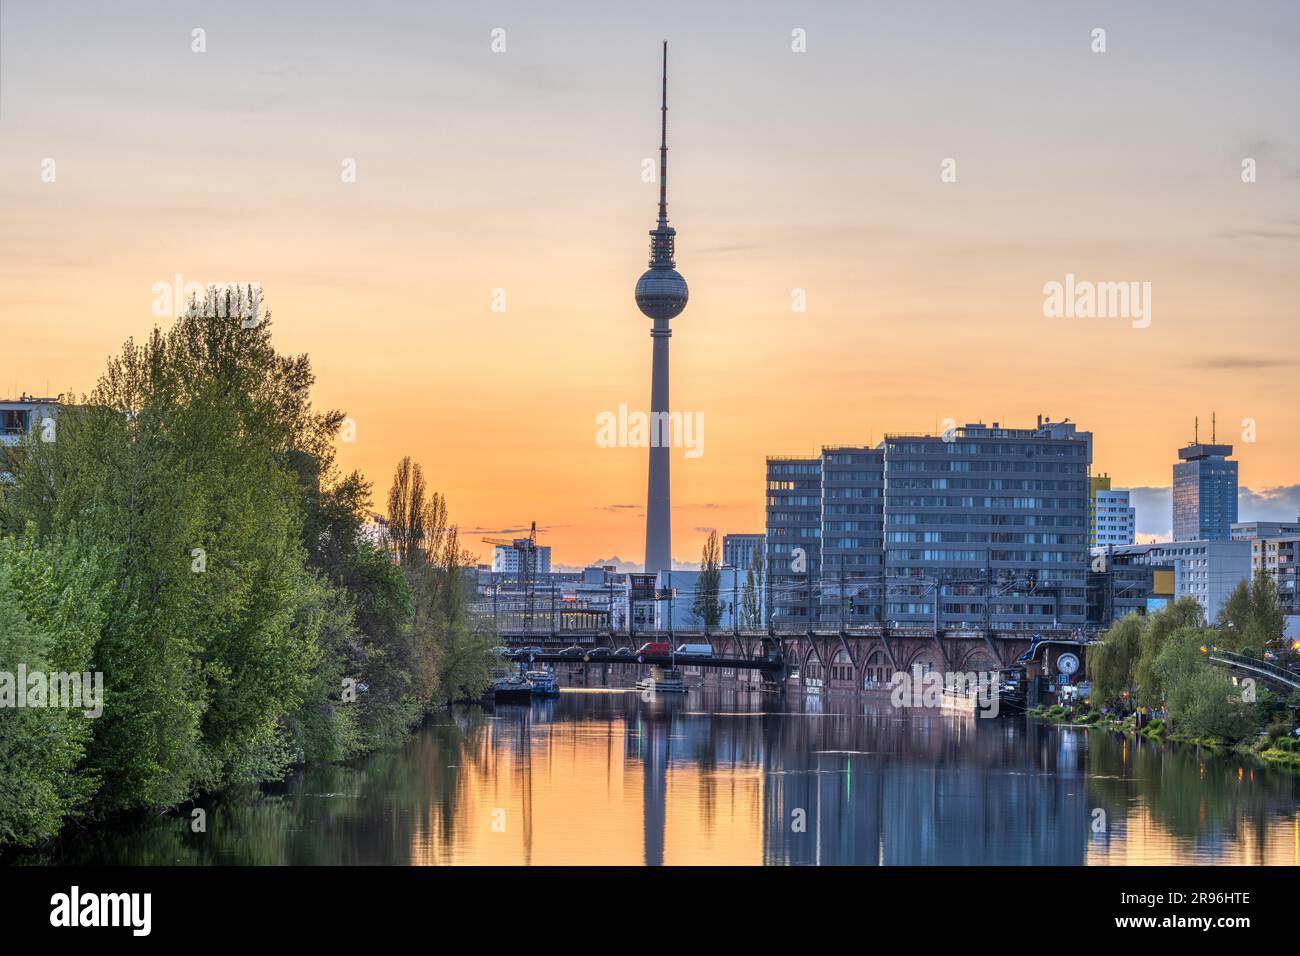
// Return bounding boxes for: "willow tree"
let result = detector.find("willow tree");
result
[1087,612,1143,706]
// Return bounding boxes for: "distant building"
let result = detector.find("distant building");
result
[1107,540,1250,622]
[1173,438,1237,541]
[722,533,764,573]
[1,395,61,482]
[1094,487,1135,547]
[1250,537,1300,615]
[1088,474,1110,546]
[650,567,744,631]
[493,543,552,576]
[1232,520,1300,541]
[1087,546,1175,626]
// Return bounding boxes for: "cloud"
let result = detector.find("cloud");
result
[1127,486,1172,541]
[1239,484,1300,519]
[1184,355,1296,370]
[1123,484,1300,542]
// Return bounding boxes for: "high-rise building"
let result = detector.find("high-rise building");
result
[764,418,1092,629]
[819,446,885,625]
[1173,425,1237,541]
[635,42,689,575]
[1094,487,1135,547]
[492,543,552,577]
[722,534,764,573]
[1088,474,1111,546]
[883,420,1091,628]
[765,456,821,625]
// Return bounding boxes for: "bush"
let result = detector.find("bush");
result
[1265,719,1292,742]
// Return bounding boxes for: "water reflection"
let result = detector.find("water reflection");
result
[19,689,1300,866]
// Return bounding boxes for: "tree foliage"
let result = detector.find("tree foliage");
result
[0,302,494,848]
[692,530,723,628]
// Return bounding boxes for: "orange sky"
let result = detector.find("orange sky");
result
[2,2,1298,568]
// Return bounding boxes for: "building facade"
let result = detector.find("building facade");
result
[1250,536,1300,615]
[1087,547,1175,626]
[1,395,61,482]
[765,418,1092,630]
[1232,520,1300,541]
[765,456,822,625]
[492,543,552,577]
[819,446,885,625]
[883,420,1091,628]
[722,533,764,573]
[1094,487,1135,547]
[1173,442,1238,541]
[1107,540,1250,622]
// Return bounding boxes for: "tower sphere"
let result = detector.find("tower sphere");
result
[635,266,689,320]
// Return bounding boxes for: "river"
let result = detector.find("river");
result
[21,687,1300,865]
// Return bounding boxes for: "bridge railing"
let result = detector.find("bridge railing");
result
[1209,650,1300,690]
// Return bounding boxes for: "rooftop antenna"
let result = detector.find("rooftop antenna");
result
[1194,416,1199,444]
[658,39,668,229]
[1212,411,1216,443]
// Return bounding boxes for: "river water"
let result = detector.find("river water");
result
[23,687,1300,865]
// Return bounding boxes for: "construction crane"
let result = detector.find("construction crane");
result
[482,522,541,632]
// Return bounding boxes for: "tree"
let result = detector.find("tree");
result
[741,549,764,630]
[1133,596,1204,706]
[1217,572,1284,655]
[1153,626,1257,743]
[0,534,111,846]
[692,531,723,628]
[384,458,496,707]
[1088,612,1143,706]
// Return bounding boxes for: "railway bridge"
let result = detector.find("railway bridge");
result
[492,623,1093,695]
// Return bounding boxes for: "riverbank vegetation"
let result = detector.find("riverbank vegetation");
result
[1084,583,1296,752]
[0,300,496,849]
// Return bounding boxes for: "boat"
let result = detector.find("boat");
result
[994,667,1028,716]
[525,670,560,698]
[636,667,688,694]
[489,673,533,703]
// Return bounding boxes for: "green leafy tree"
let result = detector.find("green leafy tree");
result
[1088,611,1143,706]
[4,300,328,812]
[0,534,111,846]
[1133,596,1204,706]
[692,530,723,628]
[1153,626,1257,742]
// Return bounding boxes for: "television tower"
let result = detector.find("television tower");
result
[635,41,689,574]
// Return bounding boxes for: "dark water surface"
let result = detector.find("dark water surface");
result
[23,688,1300,865]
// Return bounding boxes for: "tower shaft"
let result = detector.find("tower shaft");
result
[645,318,672,573]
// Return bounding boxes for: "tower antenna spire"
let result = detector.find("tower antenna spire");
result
[658,40,669,227]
